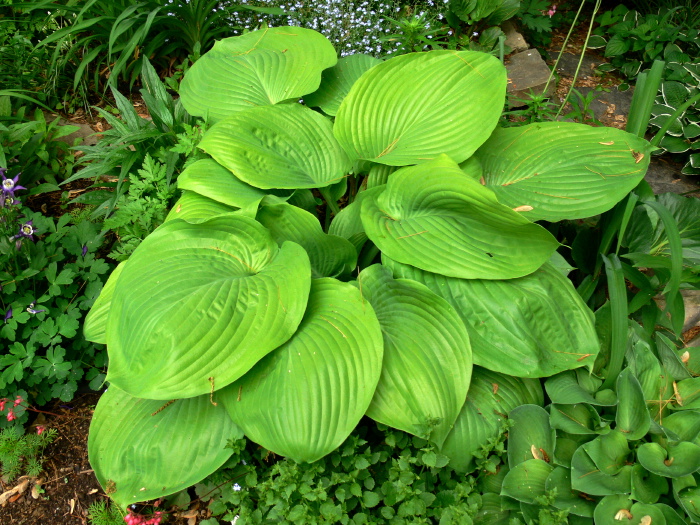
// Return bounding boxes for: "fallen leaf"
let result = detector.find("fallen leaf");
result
[31,480,43,499]
[0,477,32,506]
[87,489,99,495]
[70,498,76,514]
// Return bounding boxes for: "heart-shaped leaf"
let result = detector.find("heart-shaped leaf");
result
[180,27,337,123]
[638,442,700,478]
[475,122,651,222]
[631,463,669,504]
[571,441,632,495]
[358,264,472,447]
[507,404,555,468]
[84,262,126,345]
[89,386,239,508]
[385,258,598,377]
[106,215,311,400]
[334,50,506,166]
[592,495,633,525]
[219,278,383,463]
[364,155,558,280]
[501,459,553,504]
[199,104,352,190]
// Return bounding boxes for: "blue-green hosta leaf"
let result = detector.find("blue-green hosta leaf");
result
[106,215,311,400]
[501,459,553,504]
[364,156,558,280]
[199,104,352,190]
[673,473,700,522]
[475,122,652,222]
[84,262,126,345]
[571,438,633,495]
[164,191,239,223]
[631,464,669,504]
[358,264,472,447]
[385,258,598,377]
[304,54,382,116]
[89,386,239,508]
[507,405,555,468]
[219,278,383,463]
[334,50,506,166]
[441,367,543,473]
[546,467,596,517]
[638,442,700,478]
[257,201,357,278]
[180,27,337,123]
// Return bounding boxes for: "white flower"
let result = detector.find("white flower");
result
[233,483,242,491]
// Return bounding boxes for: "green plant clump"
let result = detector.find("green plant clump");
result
[0,424,56,481]
[80,25,699,523]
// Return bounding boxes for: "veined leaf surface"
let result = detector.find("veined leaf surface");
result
[334,50,506,165]
[89,386,239,508]
[358,265,472,447]
[385,258,599,377]
[106,216,311,400]
[219,278,383,463]
[475,122,651,222]
[363,156,558,280]
[84,262,126,345]
[199,104,352,190]
[164,191,238,224]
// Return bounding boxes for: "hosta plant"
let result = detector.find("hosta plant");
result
[83,26,663,515]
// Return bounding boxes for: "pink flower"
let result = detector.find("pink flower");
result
[547,4,557,17]
[0,398,6,411]
[13,395,22,407]
[36,426,46,435]
[7,410,15,421]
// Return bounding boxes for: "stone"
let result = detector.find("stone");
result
[506,50,556,107]
[547,51,603,79]
[502,20,528,53]
[644,156,700,196]
[42,112,99,148]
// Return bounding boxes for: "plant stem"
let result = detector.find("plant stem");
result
[542,0,586,96]
[319,187,340,216]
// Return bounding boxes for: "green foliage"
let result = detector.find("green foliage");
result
[81,28,692,519]
[87,500,125,525]
[0,424,56,481]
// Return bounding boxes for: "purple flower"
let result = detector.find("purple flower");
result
[82,245,88,257]
[4,307,11,322]
[1,171,26,197]
[12,220,36,249]
[1,194,19,208]
[26,302,46,315]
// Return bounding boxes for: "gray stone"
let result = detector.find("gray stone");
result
[564,85,635,127]
[502,20,528,53]
[506,50,556,107]
[547,50,604,79]
[42,112,99,147]
[645,156,700,196]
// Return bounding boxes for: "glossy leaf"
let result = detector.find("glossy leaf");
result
[219,278,383,463]
[507,405,554,468]
[358,265,472,447]
[106,216,311,400]
[475,122,652,222]
[84,262,126,345]
[334,50,506,166]
[89,386,239,508]
[385,258,598,377]
[365,155,558,279]
[199,104,352,190]
[593,495,633,525]
[328,187,379,253]
[545,370,616,406]
[638,442,700,478]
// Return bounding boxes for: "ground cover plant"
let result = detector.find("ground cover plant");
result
[73,25,700,523]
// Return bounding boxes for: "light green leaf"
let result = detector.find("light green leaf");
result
[164,191,239,224]
[89,386,239,508]
[334,50,506,166]
[358,265,472,447]
[84,262,126,344]
[545,370,616,406]
[476,122,652,222]
[106,215,311,400]
[199,104,352,190]
[364,156,558,280]
[219,278,383,463]
[328,188,378,253]
[180,27,337,123]
[304,54,382,116]
[673,377,700,410]
[385,258,598,377]
[507,405,555,468]
[441,367,543,473]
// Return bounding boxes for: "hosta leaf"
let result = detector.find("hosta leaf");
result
[631,464,669,504]
[673,377,700,410]
[546,467,596,517]
[615,367,651,440]
[475,122,652,222]
[219,278,383,463]
[164,191,238,224]
[334,50,506,166]
[500,459,553,504]
[257,201,357,278]
[199,104,352,190]
[106,216,311,400]
[441,367,543,473]
[545,370,617,406]
[571,442,632,495]
[328,188,378,253]
[550,403,607,435]
[364,156,558,280]
[507,405,555,468]
[304,54,382,116]
[89,386,239,508]
[358,264,472,447]
[84,262,126,345]
[662,411,700,443]
[584,431,631,476]
[180,27,337,123]
[673,473,700,522]
[658,503,690,525]
[592,495,633,525]
[177,159,290,209]
[630,503,669,525]
[638,442,700,478]
[385,258,598,377]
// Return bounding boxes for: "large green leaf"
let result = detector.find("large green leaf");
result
[476,123,651,222]
[180,27,337,123]
[89,386,239,508]
[507,405,555,468]
[571,438,633,495]
[546,467,597,517]
[358,265,472,447]
[385,258,599,377]
[199,104,352,190]
[304,54,382,116]
[638,442,700,478]
[441,367,543,473]
[257,201,357,278]
[84,261,126,345]
[164,191,239,224]
[363,156,558,280]
[328,188,379,253]
[615,367,651,440]
[334,50,506,166]
[106,216,311,400]
[501,459,553,504]
[219,278,383,463]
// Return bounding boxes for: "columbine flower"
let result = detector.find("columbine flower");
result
[12,220,36,249]
[82,245,88,257]
[27,302,46,315]
[4,307,11,323]
[1,194,19,208]
[1,171,26,197]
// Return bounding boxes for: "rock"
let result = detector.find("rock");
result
[547,50,604,79]
[506,50,556,107]
[42,112,99,147]
[645,156,700,196]
[502,21,528,53]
